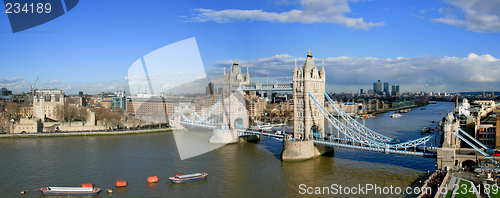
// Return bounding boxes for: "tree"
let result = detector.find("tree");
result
[54,105,64,121]
[94,107,124,129]
[0,115,11,133]
[55,104,89,122]
[76,107,88,123]
[4,102,20,120]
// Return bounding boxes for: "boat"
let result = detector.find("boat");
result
[421,127,431,134]
[421,127,439,135]
[420,108,426,110]
[390,113,401,118]
[169,173,208,183]
[40,187,101,195]
[258,123,273,130]
[361,114,375,118]
[429,101,437,104]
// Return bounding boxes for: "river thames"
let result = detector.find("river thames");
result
[0,102,454,197]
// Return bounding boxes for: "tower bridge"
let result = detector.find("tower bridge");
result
[170,50,441,161]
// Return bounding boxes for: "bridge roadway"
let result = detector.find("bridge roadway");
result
[237,130,437,157]
[180,121,216,129]
[237,83,293,92]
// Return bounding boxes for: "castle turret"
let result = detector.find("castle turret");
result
[321,60,325,76]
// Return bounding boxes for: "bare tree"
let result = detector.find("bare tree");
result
[76,107,88,123]
[94,107,124,130]
[0,115,10,133]
[54,105,64,121]
[55,104,89,122]
[5,102,20,120]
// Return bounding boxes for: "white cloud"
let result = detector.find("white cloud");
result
[188,0,385,30]
[89,83,123,93]
[432,0,500,32]
[0,77,24,84]
[0,77,28,92]
[207,52,500,93]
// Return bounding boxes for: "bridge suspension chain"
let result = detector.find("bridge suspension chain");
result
[324,92,392,142]
[311,92,437,149]
[200,95,223,121]
[309,92,387,147]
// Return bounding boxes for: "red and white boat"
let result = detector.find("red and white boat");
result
[169,173,208,183]
[40,187,101,195]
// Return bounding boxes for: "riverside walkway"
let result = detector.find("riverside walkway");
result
[0,128,171,138]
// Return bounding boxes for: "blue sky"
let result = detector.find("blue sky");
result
[1,0,499,94]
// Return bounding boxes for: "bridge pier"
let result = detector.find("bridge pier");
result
[209,128,239,144]
[239,134,260,142]
[281,140,334,161]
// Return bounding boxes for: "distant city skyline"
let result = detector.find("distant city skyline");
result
[1,0,500,94]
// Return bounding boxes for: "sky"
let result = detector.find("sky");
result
[0,0,499,94]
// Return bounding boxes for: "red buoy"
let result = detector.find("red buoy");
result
[116,180,127,187]
[147,176,158,183]
[81,183,93,188]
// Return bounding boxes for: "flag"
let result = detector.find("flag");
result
[264,74,268,77]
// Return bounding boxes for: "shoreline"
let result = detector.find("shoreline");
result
[0,128,172,138]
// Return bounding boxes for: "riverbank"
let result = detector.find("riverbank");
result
[0,128,172,138]
[370,104,426,115]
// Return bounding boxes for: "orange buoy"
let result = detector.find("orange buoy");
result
[147,176,158,183]
[116,180,127,187]
[81,183,94,188]
[175,174,184,177]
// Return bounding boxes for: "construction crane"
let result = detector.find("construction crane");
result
[122,81,129,96]
[30,77,39,96]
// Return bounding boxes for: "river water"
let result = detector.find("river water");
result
[0,102,454,197]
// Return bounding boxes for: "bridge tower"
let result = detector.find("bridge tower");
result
[292,50,326,140]
[437,112,461,170]
[282,50,333,161]
[210,60,251,143]
[171,103,196,130]
[222,60,249,130]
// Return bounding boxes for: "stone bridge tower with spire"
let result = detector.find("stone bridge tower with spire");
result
[292,50,326,140]
[210,59,251,143]
[282,50,333,161]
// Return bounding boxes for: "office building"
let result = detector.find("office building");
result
[206,82,214,95]
[1,88,12,96]
[383,82,389,94]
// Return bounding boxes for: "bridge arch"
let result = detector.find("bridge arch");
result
[462,160,476,171]
[234,118,245,129]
